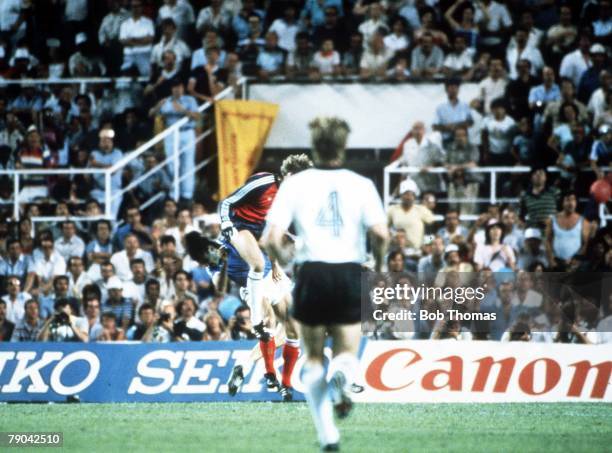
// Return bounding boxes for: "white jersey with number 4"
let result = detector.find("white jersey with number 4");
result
[266,168,386,264]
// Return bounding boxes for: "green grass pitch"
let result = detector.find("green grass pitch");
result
[1,402,611,452]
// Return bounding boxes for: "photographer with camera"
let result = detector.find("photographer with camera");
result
[126,303,156,341]
[38,298,89,342]
[228,305,256,340]
[150,304,176,342]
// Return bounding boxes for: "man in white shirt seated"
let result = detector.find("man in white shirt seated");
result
[110,233,155,281]
[123,258,148,311]
[25,234,67,297]
[2,276,31,325]
[54,220,85,263]
[166,208,199,257]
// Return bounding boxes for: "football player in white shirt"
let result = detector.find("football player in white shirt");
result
[263,117,389,452]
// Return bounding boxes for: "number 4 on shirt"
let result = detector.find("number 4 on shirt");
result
[316,191,343,236]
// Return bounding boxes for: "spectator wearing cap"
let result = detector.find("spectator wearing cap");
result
[102,276,133,330]
[517,228,548,271]
[119,0,155,77]
[148,78,200,202]
[10,299,43,341]
[54,221,85,263]
[98,0,130,75]
[151,18,191,73]
[157,0,195,43]
[89,128,123,219]
[559,33,592,88]
[590,123,612,179]
[387,179,434,250]
[520,167,559,229]
[578,44,609,104]
[546,191,590,271]
[433,79,472,146]
[474,220,516,271]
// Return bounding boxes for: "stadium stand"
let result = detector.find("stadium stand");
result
[0,0,610,345]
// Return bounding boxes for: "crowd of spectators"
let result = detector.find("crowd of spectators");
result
[0,199,259,342]
[377,173,612,343]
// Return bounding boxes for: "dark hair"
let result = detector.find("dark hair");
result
[444,77,461,88]
[138,303,155,315]
[387,249,406,265]
[96,219,112,231]
[130,258,145,268]
[54,298,70,311]
[173,270,190,282]
[24,299,39,311]
[101,311,117,321]
[161,17,176,29]
[67,256,83,267]
[6,237,21,248]
[160,235,176,245]
[145,278,160,290]
[53,275,69,287]
[509,321,531,341]
[558,101,579,123]
[490,97,506,110]
[485,222,505,244]
[82,283,101,300]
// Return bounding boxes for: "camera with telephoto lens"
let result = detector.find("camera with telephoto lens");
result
[52,311,71,327]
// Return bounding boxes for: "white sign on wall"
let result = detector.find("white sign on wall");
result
[249,83,480,149]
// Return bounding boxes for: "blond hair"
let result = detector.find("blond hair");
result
[309,116,350,163]
[280,153,313,177]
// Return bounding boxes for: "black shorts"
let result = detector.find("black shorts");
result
[292,261,362,326]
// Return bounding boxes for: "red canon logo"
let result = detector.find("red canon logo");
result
[365,348,611,399]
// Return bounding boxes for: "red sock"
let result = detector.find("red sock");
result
[281,342,300,387]
[259,337,276,375]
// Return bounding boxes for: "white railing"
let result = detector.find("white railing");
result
[384,161,612,225]
[3,77,247,224]
[0,76,148,94]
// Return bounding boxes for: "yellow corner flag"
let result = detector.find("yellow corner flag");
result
[215,99,279,199]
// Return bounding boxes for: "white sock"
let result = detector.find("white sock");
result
[247,270,264,325]
[302,362,340,446]
[328,352,358,392]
